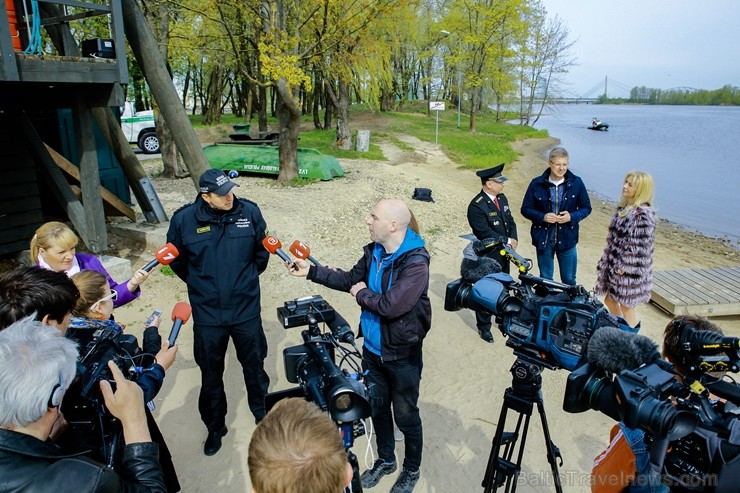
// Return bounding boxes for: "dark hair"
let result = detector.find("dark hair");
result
[0,267,79,329]
[663,315,723,373]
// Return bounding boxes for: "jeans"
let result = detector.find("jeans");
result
[193,317,270,430]
[363,349,424,472]
[536,245,578,285]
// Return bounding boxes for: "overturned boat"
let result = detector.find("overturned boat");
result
[204,144,344,181]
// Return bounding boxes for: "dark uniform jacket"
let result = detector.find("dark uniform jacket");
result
[467,191,518,244]
[520,169,592,252]
[467,191,518,273]
[166,196,269,326]
[0,428,165,493]
[307,241,431,362]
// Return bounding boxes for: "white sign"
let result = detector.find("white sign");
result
[429,101,446,111]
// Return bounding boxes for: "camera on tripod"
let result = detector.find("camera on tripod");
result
[267,295,372,493]
[269,295,371,425]
[445,270,631,371]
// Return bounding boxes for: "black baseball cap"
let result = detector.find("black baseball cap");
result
[199,169,239,195]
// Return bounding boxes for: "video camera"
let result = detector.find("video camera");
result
[267,295,372,493]
[564,324,740,492]
[445,269,629,371]
[61,323,147,465]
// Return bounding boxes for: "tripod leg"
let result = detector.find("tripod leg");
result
[536,399,564,493]
[483,401,510,492]
[483,396,532,493]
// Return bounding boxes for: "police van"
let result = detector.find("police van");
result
[120,103,160,154]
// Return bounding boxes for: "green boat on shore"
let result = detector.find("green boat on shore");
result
[204,144,344,181]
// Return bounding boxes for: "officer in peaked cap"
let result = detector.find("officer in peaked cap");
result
[466,163,518,343]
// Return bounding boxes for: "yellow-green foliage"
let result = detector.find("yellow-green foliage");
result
[258,40,312,92]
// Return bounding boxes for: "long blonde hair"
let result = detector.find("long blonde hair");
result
[617,171,654,217]
[30,222,79,263]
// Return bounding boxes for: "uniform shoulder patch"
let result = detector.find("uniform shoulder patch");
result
[475,197,483,203]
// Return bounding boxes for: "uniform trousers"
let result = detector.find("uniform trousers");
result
[193,316,269,430]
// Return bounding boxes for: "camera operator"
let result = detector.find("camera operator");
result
[68,270,180,492]
[0,317,166,492]
[591,315,724,493]
[0,266,79,332]
[248,398,352,493]
[289,198,430,493]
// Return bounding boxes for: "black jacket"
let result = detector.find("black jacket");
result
[166,196,269,326]
[467,191,518,244]
[0,429,165,493]
[308,242,431,361]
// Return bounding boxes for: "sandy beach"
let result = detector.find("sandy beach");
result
[111,129,740,493]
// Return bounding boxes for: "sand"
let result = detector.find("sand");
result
[111,132,740,493]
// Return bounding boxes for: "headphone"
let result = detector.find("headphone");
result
[47,377,64,408]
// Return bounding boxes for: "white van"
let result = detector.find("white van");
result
[120,103,160,154]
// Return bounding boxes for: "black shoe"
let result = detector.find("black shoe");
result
[204,426,227,456]
[360,459,397,488]
[390,468,420,493]
[479,329,494,343]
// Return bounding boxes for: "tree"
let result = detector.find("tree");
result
[516,2,575,126]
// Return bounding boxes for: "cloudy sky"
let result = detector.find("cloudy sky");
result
[539,0,740,97]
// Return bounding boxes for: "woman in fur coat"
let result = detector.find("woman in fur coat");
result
[595,171,656,328]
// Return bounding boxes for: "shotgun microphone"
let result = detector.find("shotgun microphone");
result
[168,302,191,348]
[143,243,179,272]
[289,240,322,267]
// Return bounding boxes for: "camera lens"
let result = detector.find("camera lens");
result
[634,399,697,440]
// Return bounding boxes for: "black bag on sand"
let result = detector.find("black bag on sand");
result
[412,188,434,202]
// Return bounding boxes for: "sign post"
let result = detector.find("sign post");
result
[429,101,445,143]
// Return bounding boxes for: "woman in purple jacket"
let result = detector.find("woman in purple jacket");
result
[30,221,148,308]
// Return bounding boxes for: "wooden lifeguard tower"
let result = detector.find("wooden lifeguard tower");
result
[1,0,165,257]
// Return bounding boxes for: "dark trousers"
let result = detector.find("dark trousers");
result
[476,253,510,331]
[193,317,270,430]
[362,349,424,472]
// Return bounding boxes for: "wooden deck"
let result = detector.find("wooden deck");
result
[650,266,740,316]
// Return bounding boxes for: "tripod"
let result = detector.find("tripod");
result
[482,356,563,493]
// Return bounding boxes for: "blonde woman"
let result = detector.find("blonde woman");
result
[595,171,656,328]
[30,221,148,308]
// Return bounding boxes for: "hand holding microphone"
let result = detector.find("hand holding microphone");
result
[289,240,322,267]
[167,302,191,348]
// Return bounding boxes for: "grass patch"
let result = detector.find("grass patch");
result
[386,135,415,152]
[382,109,548,170]
[159,265,176,277]
[298,129,384,160]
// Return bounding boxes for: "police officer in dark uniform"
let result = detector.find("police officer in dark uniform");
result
[466,163,518,343]
[166,169,270,456]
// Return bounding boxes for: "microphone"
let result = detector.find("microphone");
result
[328,310,355,345]
[460,243,502,283]
[143,243,180,272]
[262,236,292,263]
[587,327,661,373]
[289,240,322,267]
[167,302,192,348]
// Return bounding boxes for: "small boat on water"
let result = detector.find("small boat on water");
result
[588,118,609,131]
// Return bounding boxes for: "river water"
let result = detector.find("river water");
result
[531,104,740,248]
